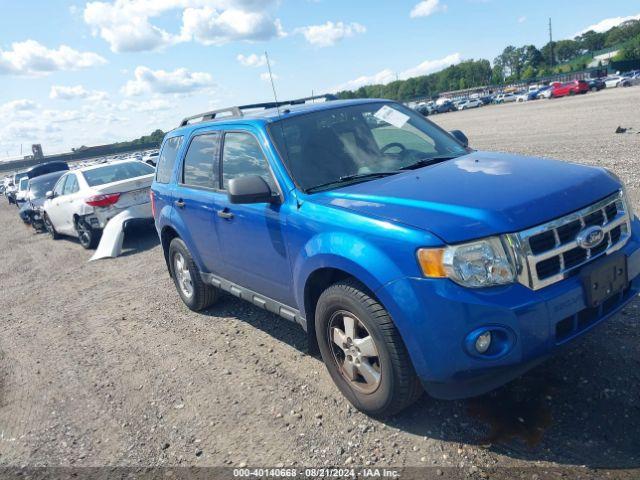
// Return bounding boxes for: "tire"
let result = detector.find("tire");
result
[75,218,100,249]
[43,213,60,240]
[569,90,575,96]
[315,279,422,416]
[168,237,220,311]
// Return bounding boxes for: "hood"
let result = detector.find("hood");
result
[30,197,46,209]
[310,151,620,243]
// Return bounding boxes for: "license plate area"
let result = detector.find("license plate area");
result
[580,253,628,308]
[124,187,150,205]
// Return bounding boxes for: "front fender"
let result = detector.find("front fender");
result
[293,232,405,319]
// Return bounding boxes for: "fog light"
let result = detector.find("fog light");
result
[475,331,492,353]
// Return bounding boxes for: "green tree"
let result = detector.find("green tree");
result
[554,39,580,63]
[575,30,606,52]
[614,33,640,60]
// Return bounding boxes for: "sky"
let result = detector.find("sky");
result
[1,0,639,158]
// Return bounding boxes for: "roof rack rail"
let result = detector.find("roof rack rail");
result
[178,94,337,127]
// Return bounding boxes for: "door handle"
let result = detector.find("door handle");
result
[217,209,234,219]
[175,199,185,209]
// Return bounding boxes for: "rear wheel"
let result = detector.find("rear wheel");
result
[315,279,422,416]
[75,218,100,249]
[43,213,60,240]
[168,238,219,311]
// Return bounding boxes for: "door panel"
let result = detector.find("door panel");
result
[215,130,292,305]
[173,132,225,274]
[47,175,68,231]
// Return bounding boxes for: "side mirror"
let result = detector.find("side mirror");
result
[227,175,274,204]
[450,130,469,148]
[45,190,54,200]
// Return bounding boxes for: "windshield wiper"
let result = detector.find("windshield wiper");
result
[399,155,459,170]
[306,171,398,193]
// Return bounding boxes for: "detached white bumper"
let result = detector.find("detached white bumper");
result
[90,203,152,261]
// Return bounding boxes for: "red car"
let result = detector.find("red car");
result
[549,80,589,98]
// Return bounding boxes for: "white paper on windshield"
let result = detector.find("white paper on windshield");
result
[374,105,409,128]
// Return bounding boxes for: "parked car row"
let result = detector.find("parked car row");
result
[412,70,640,115]
[3,157,156,249]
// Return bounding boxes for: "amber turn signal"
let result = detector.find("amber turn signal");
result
[416,248,447,278]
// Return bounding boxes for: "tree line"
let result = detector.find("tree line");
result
[337,19,640,102]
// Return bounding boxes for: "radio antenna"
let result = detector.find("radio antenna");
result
[264,51,297,204]
[265,51,281,118]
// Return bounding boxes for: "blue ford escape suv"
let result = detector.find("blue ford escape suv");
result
[151,96,640,416]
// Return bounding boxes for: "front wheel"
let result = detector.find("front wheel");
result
[43,213,60,240]
[315,279,422,416]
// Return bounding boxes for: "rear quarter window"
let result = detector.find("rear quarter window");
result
[156,136,184,184]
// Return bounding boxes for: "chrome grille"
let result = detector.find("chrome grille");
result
[506,191,631,290]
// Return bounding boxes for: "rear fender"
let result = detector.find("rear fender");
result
[161,207,207,272]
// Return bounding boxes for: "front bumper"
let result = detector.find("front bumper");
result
[376,218,640,399]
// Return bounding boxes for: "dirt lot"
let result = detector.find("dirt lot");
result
[0,86,639,478]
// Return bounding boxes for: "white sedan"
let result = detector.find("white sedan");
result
[458,98,483,110]
[604,75,639,88]
[43,160,155,249]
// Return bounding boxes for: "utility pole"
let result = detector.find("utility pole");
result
[548,18,554,67]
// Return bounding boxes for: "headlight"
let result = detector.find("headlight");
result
[606,170,635,219]
[417,237,515,288]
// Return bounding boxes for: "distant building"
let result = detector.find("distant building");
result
[32,144,44,160]
[588,50,619,68]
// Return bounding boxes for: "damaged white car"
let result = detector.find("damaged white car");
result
[42,160,155,252]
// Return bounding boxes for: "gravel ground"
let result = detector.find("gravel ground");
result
[0,86,639,479]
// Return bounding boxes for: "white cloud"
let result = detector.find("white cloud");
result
[122,66,214,96]
[50,85,108,101]
[410,0,447,18]
[181,7,284,46]
[237,53,267,67]
[517,16,527,24]
[260,72,279,82]
[576,13,640,35]
[0,99,38,116]
[83,0,284,52]
[334,53,461,91]
[117,98,172,112]
[400,53,462,78]
[0,40,106,75]
[295,21,366,47]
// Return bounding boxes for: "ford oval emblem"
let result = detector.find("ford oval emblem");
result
[576,225,605,249]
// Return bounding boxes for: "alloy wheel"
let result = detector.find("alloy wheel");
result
[77,222,92,248]
[44,215,55,237]
[328,310,381,394]
[174,252,194,298]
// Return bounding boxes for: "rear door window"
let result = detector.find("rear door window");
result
[221,132,275,190]
[182,133,220,189]
[62,174,79,195]
[156,136,183,184]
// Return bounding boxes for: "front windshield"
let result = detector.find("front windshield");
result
[269,102,468,192]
